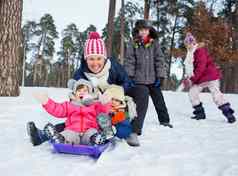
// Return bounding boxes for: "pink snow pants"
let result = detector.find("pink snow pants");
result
[189,80,227,107]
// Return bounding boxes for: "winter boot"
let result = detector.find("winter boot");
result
[26,121,49,146]
[218,103,236,123]
[126,133,140,147]
[90,133,107,145]
[43,123,65,143]
[191,103,206,120]
[97,113,116,140]
[160,122,173,128]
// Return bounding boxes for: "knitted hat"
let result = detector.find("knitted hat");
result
[104,85,125,105]
[84,32,107,59]
[73,79,93,94]
[184,32,197,45]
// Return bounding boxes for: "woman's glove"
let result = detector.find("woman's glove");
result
[98,93,112,104]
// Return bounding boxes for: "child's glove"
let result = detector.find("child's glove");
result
[154,79,161,87]
[33,92,49,105]
[98,93,112,104]
[81,94,95,106]
[81,98,94,106]
[182,78,192,89]
[154,77,165,88]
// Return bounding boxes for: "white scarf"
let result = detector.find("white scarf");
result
[184,44,198,78]
[84,60,111,92]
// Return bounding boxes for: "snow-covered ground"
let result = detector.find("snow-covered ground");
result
[1,87,238,176]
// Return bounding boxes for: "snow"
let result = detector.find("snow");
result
[1,87,238,176]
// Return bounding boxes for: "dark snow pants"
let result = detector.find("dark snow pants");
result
[126,84,170,135]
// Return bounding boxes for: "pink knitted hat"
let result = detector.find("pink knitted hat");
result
[84,32,107,59]
[184,32,197,45]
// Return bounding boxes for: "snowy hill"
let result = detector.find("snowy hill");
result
[1,87,238,176]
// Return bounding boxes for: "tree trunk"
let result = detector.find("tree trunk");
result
[63,64,67,87]
[33,55,47,87]
[156,0,160,30]
[226,0,233,50]
[107,0,116,57]
[144,0,150,20]
[168,14,178,76]
[33,65,40,86]
[67,49,71,87]
[220,61,238,93]
[119,0,125,64]
[233,2,238,49]
[43,64,49,87]
[0,0,22,96]
[22,44,26,87]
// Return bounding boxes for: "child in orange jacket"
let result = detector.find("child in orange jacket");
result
[99,85,135,140]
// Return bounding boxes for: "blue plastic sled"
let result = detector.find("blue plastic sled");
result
[51,142,110,159]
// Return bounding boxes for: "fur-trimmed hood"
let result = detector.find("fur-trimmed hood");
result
[132,19,158,40]
[67,79,93,94]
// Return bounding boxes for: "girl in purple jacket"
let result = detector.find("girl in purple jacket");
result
[182,32,236,123]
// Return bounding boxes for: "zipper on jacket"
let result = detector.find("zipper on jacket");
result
[80,110,84,132]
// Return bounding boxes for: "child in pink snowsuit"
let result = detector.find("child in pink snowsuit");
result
[182,32,236,123]
[34,79,111,145]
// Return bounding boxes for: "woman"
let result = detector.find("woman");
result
[27,32,138,147]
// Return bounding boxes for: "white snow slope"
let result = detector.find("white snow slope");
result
[1,87,238,176]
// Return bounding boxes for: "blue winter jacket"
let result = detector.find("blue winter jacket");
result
[73,57,133,93]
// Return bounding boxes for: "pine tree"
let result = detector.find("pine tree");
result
[32,14,58,86]
[35,14,58,58]
[21,21,38,86]
[57,23,79,86]
[107,0,117,57]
